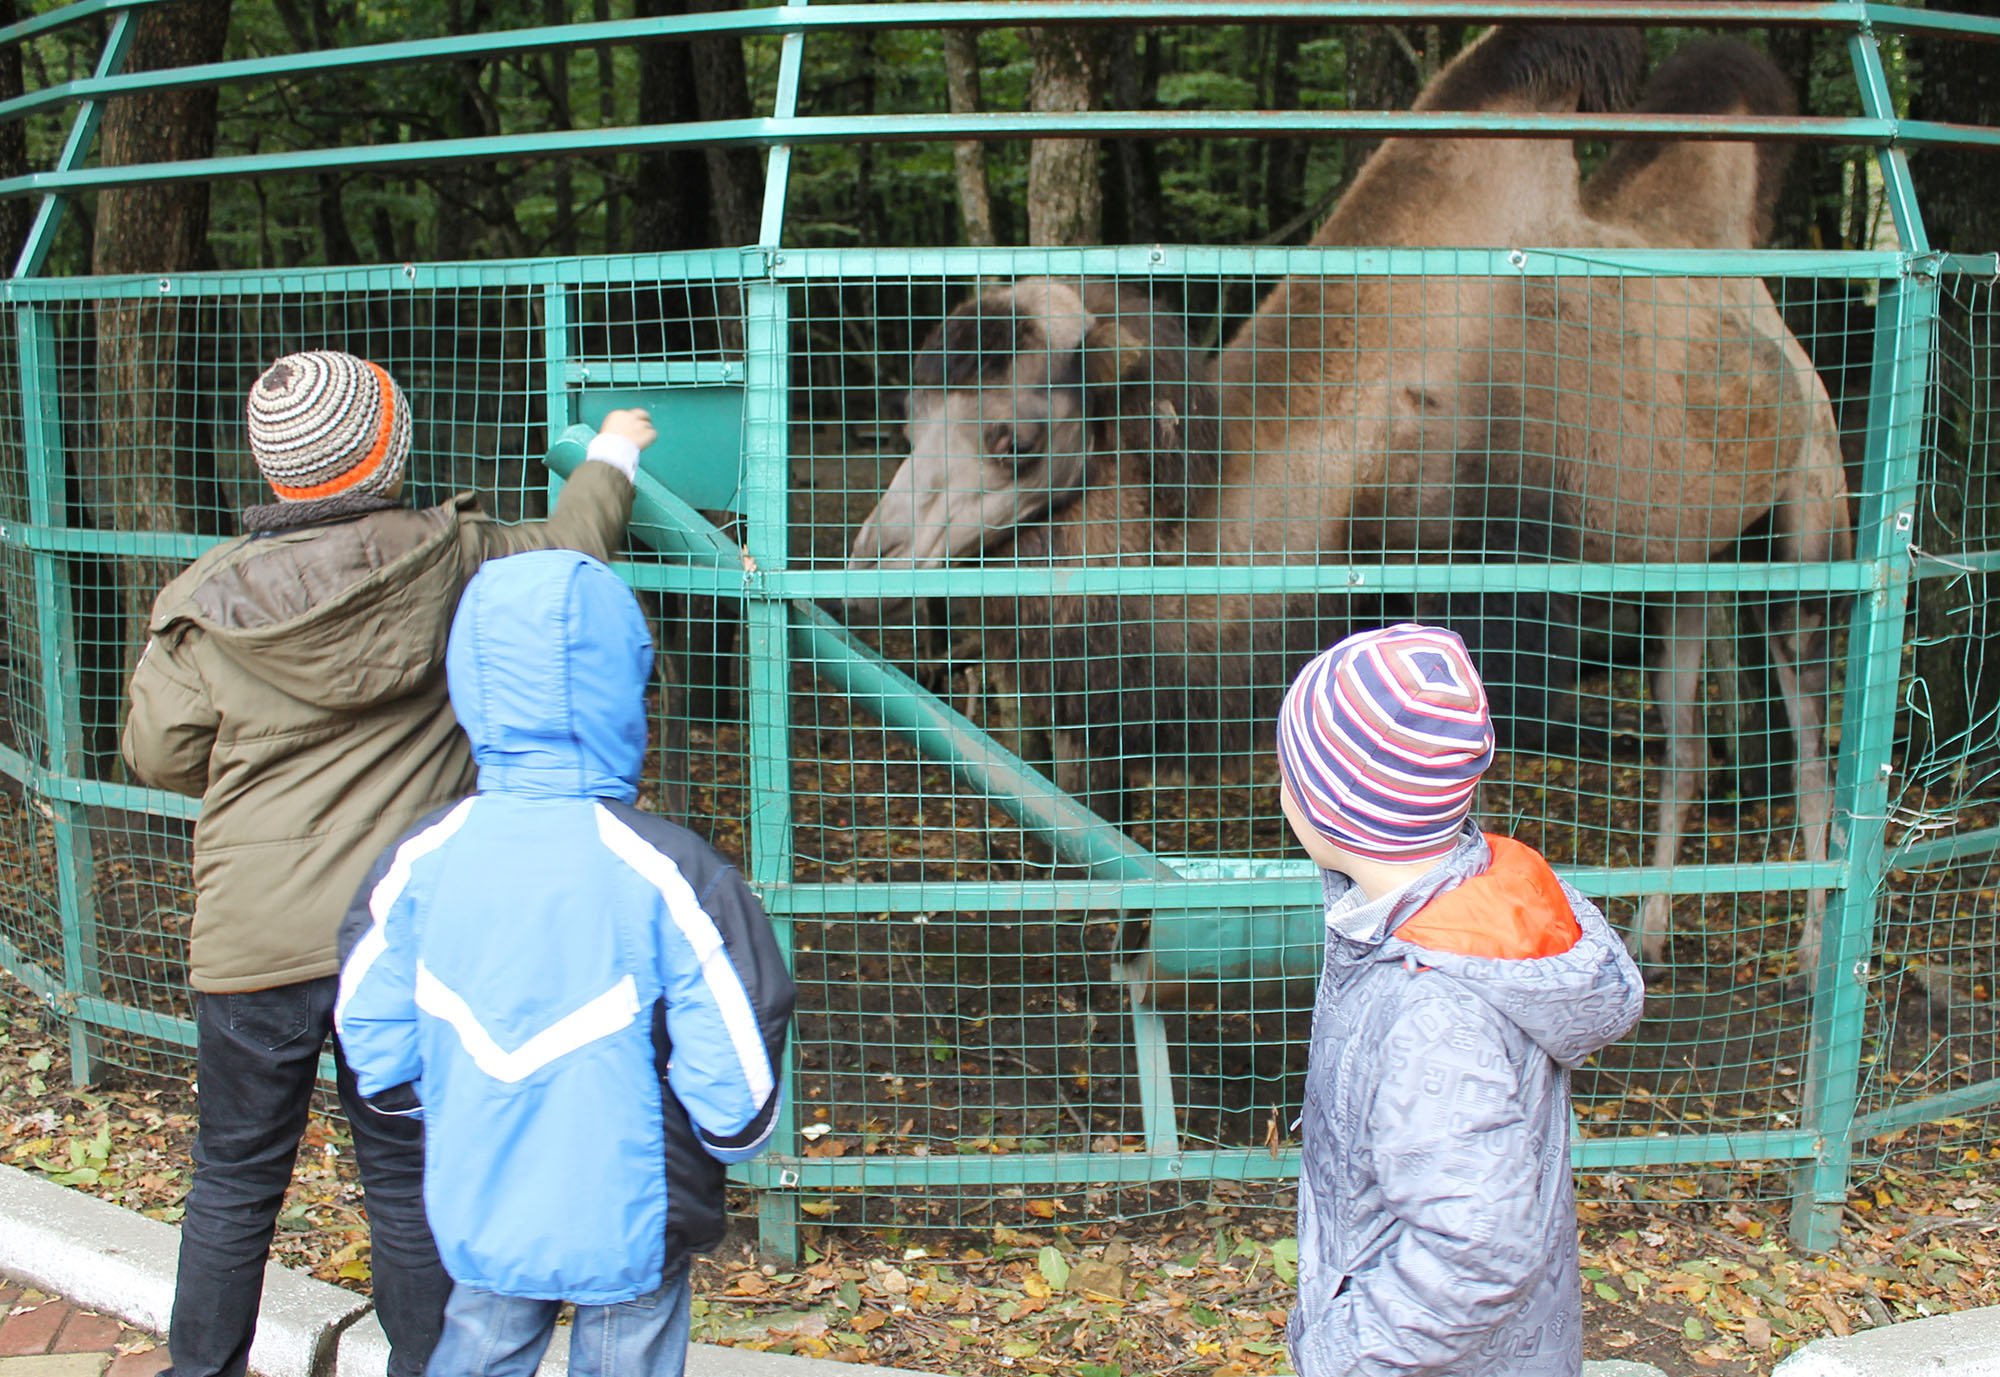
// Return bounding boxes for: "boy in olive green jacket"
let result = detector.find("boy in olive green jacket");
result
[122,350,654,1377]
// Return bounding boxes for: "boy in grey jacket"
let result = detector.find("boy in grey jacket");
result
[1276,624,1645,1376]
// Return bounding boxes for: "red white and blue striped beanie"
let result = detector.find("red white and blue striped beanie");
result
[246,350,410,505]
[1277,624,1495,862]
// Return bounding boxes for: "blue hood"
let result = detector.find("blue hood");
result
[446,550,652,801]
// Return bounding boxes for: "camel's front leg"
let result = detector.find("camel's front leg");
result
[1633,598,1714,972]
[1765,601,1835,986]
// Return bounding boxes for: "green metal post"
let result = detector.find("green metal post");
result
[18,305,101,1084]
[758,6,804,249]
[13,9,135,278]
[541,280,574,517]
[1789,266,1935,1251]
[741,271,801,1263]
[1847,23,1931,256]
[542,282,573,436]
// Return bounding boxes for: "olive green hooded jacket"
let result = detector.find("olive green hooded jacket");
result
[122,460,634,992]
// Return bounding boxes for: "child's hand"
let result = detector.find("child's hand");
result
[601,408,658,452]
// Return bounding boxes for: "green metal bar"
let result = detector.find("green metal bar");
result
[792,604,1178,885]
[625,557,1884,600]
[543,283,573,440]
[1848,27,1931,255]
[769,243,1908,280]
[562,359,741,387]
[0,0,1904,131]
[1939,252,2000,276]
[1853,1075,2000,1140]
[2,252,759,301]
[14,9,136,278]
[794,559,1886,599]
[735,1127,1820,1190]
[758,12,805,249]
[0,530,1895,596]
[0,741,197,819]
[18,304,100,1085]
[0,247,1908,304]
[0,521,218,560]
[1126,976,1182,1156]
[1790,270,1936,1252]
[71,996,193,1050]
[0,112,1935,202]
[1892,823,2000,870]
[0,928,64,1007]
[0,0,164,51]
[738,277,802,1263]
[757,859,1850,915]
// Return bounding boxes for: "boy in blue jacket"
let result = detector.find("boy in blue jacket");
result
[335,548,794,1377]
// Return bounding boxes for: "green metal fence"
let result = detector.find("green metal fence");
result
[0,0,1996,1263]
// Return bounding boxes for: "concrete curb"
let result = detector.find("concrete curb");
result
[0,1163,367,1376]
[0,1162,1683,1377]
[0,1164,920,1376]
[1773,1307,2000,1375]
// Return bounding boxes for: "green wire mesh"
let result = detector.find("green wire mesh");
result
[0,253,1989,1241]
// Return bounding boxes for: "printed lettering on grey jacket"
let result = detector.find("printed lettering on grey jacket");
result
[1287,828,1646,1377]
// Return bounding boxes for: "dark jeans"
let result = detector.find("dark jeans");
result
[163,976,451,1377]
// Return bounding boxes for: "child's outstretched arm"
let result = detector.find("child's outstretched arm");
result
[466,409,655,564]
[335,799,475,1102]
[1291,995,1544,1375]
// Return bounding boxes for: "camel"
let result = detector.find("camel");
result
[848,27,1852,982]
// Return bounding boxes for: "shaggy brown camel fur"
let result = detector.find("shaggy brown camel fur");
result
[850,27,1851,982]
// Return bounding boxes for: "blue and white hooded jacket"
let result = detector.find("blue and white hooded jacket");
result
[334,549,794,1304]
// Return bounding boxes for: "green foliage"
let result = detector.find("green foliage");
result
[0,4,1959,268]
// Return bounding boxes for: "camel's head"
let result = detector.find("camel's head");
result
[847,279,1147,576]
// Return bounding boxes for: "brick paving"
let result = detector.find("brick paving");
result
[0,1281,160,1377]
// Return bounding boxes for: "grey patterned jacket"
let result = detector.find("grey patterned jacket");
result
[1286,827,1645,1376]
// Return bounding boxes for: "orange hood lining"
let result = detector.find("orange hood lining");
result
[1391,833,1581,961]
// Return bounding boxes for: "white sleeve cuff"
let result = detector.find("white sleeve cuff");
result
[585,431,641,481]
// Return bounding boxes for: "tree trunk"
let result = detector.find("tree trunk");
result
[634,0,762,249]
[1027,26,1107,245]
[943,29,996,247]
[545,0,578,257]
[688,0,764,246]
[596,0,622,250]
[90,0,233,764]
[1104,28,1162,244]
[634,0,713,253]
[1261,25,1308,241]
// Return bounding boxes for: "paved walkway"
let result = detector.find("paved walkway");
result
[0,1279,159,1377]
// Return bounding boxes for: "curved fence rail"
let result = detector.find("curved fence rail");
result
[0,0,1993,1263]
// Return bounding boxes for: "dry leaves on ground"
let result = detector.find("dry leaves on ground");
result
[2,974,1996,1376]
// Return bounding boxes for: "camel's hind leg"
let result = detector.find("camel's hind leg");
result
[1633,598,1714,971]
[1765,600,1835,985]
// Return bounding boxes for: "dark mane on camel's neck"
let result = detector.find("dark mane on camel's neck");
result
[913,304,1050,389]
[1416,24,1643,113]
[1582,38,1797,243]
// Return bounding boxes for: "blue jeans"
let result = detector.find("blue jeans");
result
[165,978,450,1377]
[426,1261,692,1377]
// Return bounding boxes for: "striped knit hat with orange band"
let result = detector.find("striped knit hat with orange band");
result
[243,351,412,531]
[1277,623,1495,863]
